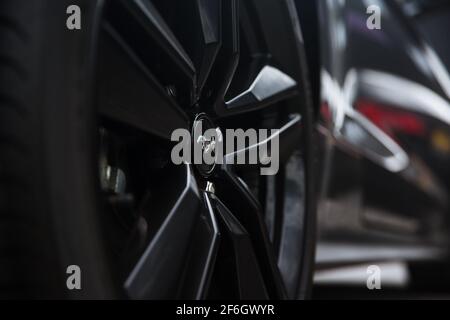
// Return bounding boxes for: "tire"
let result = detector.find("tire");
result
[0,0,114,299]
[0,0,316,299]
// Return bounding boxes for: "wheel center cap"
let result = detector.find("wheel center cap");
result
[192,114,221,177]
[197,135,216,155]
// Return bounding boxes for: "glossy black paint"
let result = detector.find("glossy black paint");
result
[313,0,450,264]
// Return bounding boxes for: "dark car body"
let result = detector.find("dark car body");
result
[303,0,450,267]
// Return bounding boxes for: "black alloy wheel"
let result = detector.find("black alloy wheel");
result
[0,0,315,299]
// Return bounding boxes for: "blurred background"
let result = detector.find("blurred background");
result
[303,0,450,299]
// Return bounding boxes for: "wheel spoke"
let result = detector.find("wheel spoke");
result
[224,114,302,167]
[109,0,196,84]
[223,66,298,115]
[178,192,220,299]
[213,168,286,299]
[190,0,222,94]
[124,164,202,299]
[202,0,239,109]
[97,24,189,140]
[210,196,269,299]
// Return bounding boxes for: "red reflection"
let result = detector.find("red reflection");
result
[356,99,426,137]
[320,102,332,123]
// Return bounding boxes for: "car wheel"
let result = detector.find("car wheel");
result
[0,0,316,299]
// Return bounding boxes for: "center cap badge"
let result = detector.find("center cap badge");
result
[192,114,222,176]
